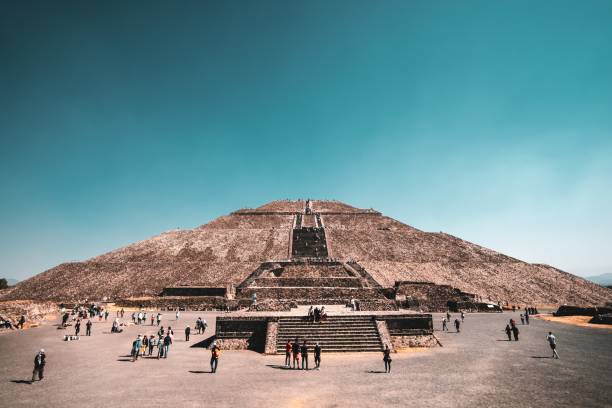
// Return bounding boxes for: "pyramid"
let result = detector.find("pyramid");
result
[4,199,611,306]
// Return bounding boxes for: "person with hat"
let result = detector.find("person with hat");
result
[32,349,46,382]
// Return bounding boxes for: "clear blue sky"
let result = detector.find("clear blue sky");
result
[1,0,611,281]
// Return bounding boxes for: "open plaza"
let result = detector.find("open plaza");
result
[1,309,610,408]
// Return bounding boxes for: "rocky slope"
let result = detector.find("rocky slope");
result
[3,200,611,305]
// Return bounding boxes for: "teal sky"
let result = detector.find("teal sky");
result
[1,0,611,281]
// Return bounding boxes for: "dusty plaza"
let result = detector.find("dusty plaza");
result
[0,309,610,408]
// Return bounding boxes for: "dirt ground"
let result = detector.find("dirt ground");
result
[0,311,610,408]
[537,314,612,329]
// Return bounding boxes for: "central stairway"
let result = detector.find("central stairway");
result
[275,315,383,353]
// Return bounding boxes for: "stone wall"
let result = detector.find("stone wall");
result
[264,319,279,354]
[392,334,438,349]
[239,287,385,301]
[115,296,238,311]
[375,320,393,351]
[250,277,364,288]
[161,287,227,297]
[554,305,612,317]
[215,316,268,352]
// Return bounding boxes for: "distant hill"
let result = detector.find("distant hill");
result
[586,273,612,286]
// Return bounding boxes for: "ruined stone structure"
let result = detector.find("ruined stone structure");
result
[4,199,611,308]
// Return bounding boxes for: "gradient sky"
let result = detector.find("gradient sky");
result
[1,0,611,281]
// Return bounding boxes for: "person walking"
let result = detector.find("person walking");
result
[185,325,191,342]
[120,308,124,318]
[163,332,172,358]
[148,335,155,356]
[460,311,465,322]
[454,318,461,333]
[520,314,525,325]
[525,313,530,325]
[201,318,208,335]
[446,311,451,322]
[18,315,26,329]
[31,349,46,382]
[150,315,155,326]
[210,342,220,373]
[285,340,292,367]
[505,324,512,341]
[74,320,81,337]
[512,325,519,341]
[104,310,109,321]
[156,313,162,326]
[547,332,560,359]
[85,319,92,336]
[314,342,322,370]
[442,317,448,332]
[175,310,180,321]
[301,341,309,370]
[383,344,392,373]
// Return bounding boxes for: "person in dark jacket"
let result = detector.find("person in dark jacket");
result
[383,344,392,373]
[74,320,81,336]
[18,315,26,329]
[85,320,92,336]
[512,325,520,341]
[314,342,322,370]
[32,349,46,382]
[185,326,191,342]
[505,324,512,341]
[300,341,309,370]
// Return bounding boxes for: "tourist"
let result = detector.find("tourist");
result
[512,325,519,341]
[442,317,448,332]
[131,312,136,324]
[104,310,109,321]
[120,308,124,318]
[525,313,530,325]
[301,341,309,370]
[140,335,147,356]
[461,311,465,322]
[61,313,69,327]
[18,315,26,329]
[383,344,392,373]
[175,310,180,321]
[320,306,327,321]
[158,326,164,339]
[547,332,560,359]
[308,306,314,322]
[185,325,191,342]
[292,338,301,369]
[285,340,292,367]
[138,312,143,325]
[314,342,321,370]
[85,319,92,336]
[454,318,461,333]
[148,335,156,355]
[351,298,357,311]
[210,342,220,373]
[163,332,172,358]
[74,319,81,336]
[446,311,451,322]
[156,313,162,326]
[31,349,46,382]
[201,318,208,335]
[520,314,525,325]
[131,335,142,361]
[150,314,155,326]
[505,324,512,341]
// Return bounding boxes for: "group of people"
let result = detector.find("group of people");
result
[0,314,26,330]
[285,339,322,370]
[307,306,327,322]
[131,326,174,361]
[441,311,465,332]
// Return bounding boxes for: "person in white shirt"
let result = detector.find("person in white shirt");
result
[547,332,559,359]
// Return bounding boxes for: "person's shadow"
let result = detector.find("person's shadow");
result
[531,356,553,359]
[266,364,292,370]
[366,370,387,374]
[188,370,208,374]
[10,380,32,384]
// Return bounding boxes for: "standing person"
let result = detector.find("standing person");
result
[314,342,322,370]
[383,344,392,373]
[104,310,109,321]
[150,314,155,326]
[210,342,220,373]
[185,325,191,342]
[201,318,208,335]
[61,313,69,328]
[74,320,81,337]
[446,311,451,322]
[175,310,180,321]
[292,338,301,369]
[141,335,147,356]
[505,324,512,341]
[520,314,525,325]
[156,313,162,326]
[301,341,309,371]
[442,317,448,332]
[285,340,292,367]
[461,311,465,322]
[512,325,520,341]
[18,315,26,329]
[525,313,530,325]
[120,308,124,318]
[31,349,46,382]
[547,332,560,359]
[85,319,92,336]
[131,312,136,324]
[163,332,172,358]
[131,335,142,362]
[148,335,155,356]
[454,318,461,333]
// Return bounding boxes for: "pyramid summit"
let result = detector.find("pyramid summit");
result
[5,199,610,306]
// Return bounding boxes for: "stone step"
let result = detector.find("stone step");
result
[275,347,383,353]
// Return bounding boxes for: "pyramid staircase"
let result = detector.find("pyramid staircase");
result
[275,315,383,353]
